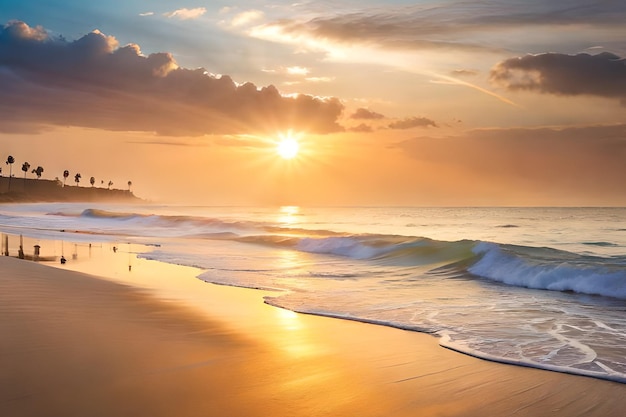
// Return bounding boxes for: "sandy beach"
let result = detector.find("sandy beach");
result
[2,243,626,417]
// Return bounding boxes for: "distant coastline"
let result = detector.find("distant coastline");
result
[0,177,141,203]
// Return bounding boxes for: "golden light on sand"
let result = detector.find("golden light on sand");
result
[276,134,300,159]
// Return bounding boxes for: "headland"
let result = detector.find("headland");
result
[0,177,141,203]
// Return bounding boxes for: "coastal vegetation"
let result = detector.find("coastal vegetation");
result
[1,155,139,203]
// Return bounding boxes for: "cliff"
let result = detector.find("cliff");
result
[0,177,142,203]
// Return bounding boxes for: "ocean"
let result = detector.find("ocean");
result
[1,204,625,383]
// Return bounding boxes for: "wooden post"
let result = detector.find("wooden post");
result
[18,235,24,259]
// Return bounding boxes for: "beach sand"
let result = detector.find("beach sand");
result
[2,242,626,417]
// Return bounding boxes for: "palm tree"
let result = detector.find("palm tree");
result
[63,170,69,186]
[31,166,44,179]
[74,173,81,186]
[107,180,113,190]
[21,162,30,190]
[6,155,14,191]
[90,176,95,187]
[127,180,132,191]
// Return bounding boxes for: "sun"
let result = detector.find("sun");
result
[276,135,300,159]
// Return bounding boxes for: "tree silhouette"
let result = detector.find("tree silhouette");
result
[108,180,113,190]
[74,173,81,186]
[21,162,30,189]
[90,176,95,187]
[127,180,132,191]
[6,155,14,191]
[63,170,69,186]
[31,166,44,179]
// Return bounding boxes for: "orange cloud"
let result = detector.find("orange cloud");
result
[350,108,385,120]
[388,117,438,129]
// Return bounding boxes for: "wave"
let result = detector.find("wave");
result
[468,242,626,300]
[232,232,626,299]
[229,234,626,300]
[72,208,339,238]
[31,207,626,301]
[80,208,147,220]
[583,241,619,247]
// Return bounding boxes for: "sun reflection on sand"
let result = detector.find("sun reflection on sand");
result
[275,307,301,331]
[273,307,325,359]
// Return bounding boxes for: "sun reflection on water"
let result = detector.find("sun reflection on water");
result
[278,205,300,225]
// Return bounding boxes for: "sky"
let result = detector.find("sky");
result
[0,0,625,206]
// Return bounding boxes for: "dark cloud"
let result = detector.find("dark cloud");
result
[0,21,344,136]
[490,52,626,102]
[349,108,385,120]
[388,117,437,130]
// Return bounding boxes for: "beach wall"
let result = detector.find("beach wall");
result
[0,177,140,202]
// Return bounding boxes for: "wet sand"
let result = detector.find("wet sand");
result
[2,242,626,417]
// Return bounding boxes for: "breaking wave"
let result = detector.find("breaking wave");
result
[51,208,626,301]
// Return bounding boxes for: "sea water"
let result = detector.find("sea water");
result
[1,204,625,383]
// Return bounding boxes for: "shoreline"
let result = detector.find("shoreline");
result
[2,236,626,416]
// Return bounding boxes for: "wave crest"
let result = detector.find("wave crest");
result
[469,242,626,300]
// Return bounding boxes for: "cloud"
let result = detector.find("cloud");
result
[139,12,154,17]
[163,7,207,20]
[451,69,478,77]
[2,20,47,41]
[350,108,385,120]
[394,124,626,201]
[231,10,264,27]
[388,117,438,129]
[286,66,309,76]
[490,52,626,103]
[0,21,344,136]
[348,123,373,133]
[304,76,333,83]
[253,14,493,54]
[250,2,626,54]
[345,110,439,130]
